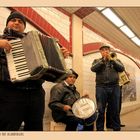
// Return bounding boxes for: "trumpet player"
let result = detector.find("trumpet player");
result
[91,45,125,131]
[106,52,129,129]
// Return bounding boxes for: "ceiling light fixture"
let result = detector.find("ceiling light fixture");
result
[97,7,140,46]
[131,37,140,46]
[101,8,124,27]
[120,25,135,38]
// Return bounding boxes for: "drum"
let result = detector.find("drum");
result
[72,97,98,126]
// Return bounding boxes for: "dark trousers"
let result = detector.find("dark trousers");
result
[96,85,121,131]
[106,86,122,128]
[0,85,45,131]
[61,116,94,131]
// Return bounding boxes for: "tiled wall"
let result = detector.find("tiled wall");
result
[32,7,70,42]
[83,26,110,44]
[0,8,11,34]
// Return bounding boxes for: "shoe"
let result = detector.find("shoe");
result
[120,124,125,127]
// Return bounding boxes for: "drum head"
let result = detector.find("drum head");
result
[72,98,96,119]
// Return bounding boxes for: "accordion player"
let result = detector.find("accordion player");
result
[6,30,67,83]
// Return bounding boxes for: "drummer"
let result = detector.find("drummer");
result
[48,69,94,131]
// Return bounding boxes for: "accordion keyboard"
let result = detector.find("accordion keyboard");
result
[6,39,31,82]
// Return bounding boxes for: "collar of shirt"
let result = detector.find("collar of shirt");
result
[64,81,74,87]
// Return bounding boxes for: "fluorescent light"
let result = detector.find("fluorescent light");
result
[120,25,135,38]
[102,8,124,27]
[131,37,140,46]
[96,7,105,11]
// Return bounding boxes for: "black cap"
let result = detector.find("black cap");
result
[99,45,110,50]
[65,69,78,79]
[6,11,26,27]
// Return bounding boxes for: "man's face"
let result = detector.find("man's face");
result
[65,74,77,86]
[100,48,110,58]
[7,18,25,33]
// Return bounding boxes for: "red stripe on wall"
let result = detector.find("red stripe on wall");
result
[83,42,103,55]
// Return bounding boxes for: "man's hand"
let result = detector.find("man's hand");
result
[63,105,72,111]
[60,47,70,58]
[82,94,89,98]
[0,39,12,53]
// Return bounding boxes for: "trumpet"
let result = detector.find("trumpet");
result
[109,52,117,60]
[110,52,117,58]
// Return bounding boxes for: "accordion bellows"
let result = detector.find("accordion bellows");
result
[6,31,67,83]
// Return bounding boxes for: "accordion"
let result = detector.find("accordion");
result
[6,31,67,82]
[119,71,130,86]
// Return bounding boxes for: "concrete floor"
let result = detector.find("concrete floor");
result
[120,108,140,131]
[105,108,140,131]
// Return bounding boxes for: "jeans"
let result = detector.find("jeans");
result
[106,86,122,128]
[95,85,121,131]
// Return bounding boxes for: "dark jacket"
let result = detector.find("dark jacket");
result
[91,58,125,86]
[48,81,80,122]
